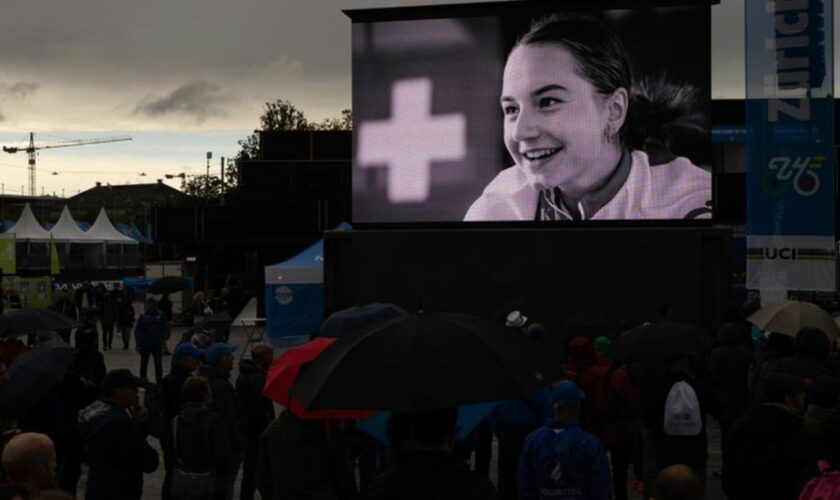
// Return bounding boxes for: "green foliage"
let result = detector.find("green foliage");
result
[186,100,351,199]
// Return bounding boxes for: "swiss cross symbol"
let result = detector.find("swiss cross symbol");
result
[357,78,467,203]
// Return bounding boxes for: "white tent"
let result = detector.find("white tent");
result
[86,208,138,244]
[49,205,102,243]
[5,204,50,242]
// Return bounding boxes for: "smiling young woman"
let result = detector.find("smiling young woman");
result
[464,14,712,222]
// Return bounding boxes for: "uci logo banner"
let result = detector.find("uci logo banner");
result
[746,0,836,291]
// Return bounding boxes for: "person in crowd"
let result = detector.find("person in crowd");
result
[73,309,99,352]
[117,291,136,350]
[517,380,611,500]
[464,14,711,221]
[578,336,637,500]
[134,297,167,383]
[74,320,106,388]
[158,293,174,355]
[50,289,78,344]
[777,327,831,381]
[564,336,595,380]
[487,397,539,500]
[191,332,213,351]
[162,343,205,421]
[752,332,796,404]
[0,433,57,497]
[159,343,205,500]
[363,407,496,500]
[801,375,840,456]
[257,411,359,500]
[235,343,275,500]
[632,352,710,499]
[55,344,102,496]
[78,369,159,500]
[709,322,753,459]
[653,464,704,500]
[723,373,813,500]
[73,283,93,314]
[163,376,231,500]
[98,291,117,351]
[795,409,840,497]
[200,343,242,500]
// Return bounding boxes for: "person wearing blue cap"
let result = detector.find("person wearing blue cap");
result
[200,343,241,500]
[517,380,611,500]
[159,342,205,500]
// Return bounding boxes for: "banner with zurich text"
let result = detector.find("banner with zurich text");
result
[746,0,835,291]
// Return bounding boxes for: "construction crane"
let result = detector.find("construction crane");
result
[2,132,132,196]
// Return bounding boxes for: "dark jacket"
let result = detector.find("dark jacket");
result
[256,411,358,500]
[200,365,243,452]
[161,363,194,420]
[134,311,167,350]
[722,403,813,500]
[710,331,753,420]
[517,419,610,500]
[365,449,497,500]
[78,400,159,500]
[164,402,231,495]
[235,359,274,440]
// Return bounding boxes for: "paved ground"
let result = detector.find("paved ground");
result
[77,325,725,499]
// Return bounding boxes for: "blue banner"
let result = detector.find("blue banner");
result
[746,0,835,291]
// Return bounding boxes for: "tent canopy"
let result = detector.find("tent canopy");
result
[50,206,102,243]
[86,208,138,244]
[5,204,50,242]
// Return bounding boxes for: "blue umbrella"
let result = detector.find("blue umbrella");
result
[318,303,408,338]
[357,400,501,445]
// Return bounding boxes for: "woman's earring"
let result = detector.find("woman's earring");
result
[604,125,615,143]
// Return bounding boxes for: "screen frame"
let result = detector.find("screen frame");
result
[348,0,719,229]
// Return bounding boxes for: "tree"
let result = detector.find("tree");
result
[221,101,352,197]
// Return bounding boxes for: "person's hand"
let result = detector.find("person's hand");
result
[131,405,149,423]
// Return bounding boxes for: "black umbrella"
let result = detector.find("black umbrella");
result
[0,340,76,415]
[290,312,562,413]
[0,309,78,339]
[317,303,408,338]
[148,276,191,295]
[611,322,709,363]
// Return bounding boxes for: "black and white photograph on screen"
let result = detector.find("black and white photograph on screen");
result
[352,5,712,223]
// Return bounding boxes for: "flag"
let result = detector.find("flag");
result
[49,234,60,275]
[0,234,14,275]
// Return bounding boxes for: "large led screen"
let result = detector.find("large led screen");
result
[352,3,712,223]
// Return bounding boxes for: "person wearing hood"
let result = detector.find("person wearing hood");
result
[710,323,753,458]
[163,376,231,500]
[199,343,243,500]
[235,343,275,500]
[464,14,711,222]
[777,327,831,382]
[78,369,158,500]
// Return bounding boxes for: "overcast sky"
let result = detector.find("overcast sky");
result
[0,0,802,197]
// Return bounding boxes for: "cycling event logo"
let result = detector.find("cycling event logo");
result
[762,156,824,197]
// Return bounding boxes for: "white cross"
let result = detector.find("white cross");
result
[357,78,467,203]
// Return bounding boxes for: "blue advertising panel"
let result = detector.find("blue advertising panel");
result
[746,0,835,291]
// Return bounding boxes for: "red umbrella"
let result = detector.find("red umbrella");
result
[264,337,374,420]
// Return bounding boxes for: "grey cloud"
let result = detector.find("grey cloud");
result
[1,81,38,99]
[134,80,229,122]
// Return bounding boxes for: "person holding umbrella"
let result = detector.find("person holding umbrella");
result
[363,408,497,500]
